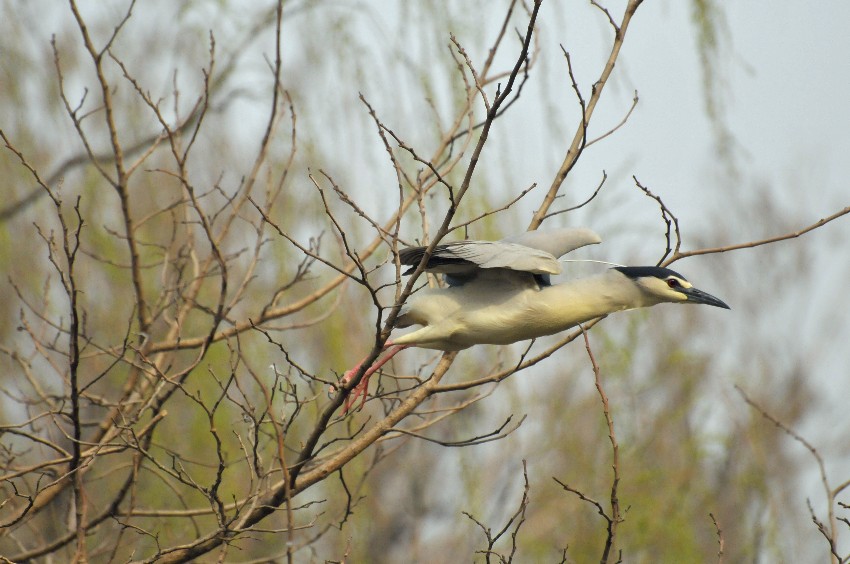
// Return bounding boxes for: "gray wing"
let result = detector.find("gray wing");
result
[399,240,561,277]
[500,227,601,258]
[398,228,601,279]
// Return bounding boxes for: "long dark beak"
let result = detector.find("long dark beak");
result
[682,286,731,309]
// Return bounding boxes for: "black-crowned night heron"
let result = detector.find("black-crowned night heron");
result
[340,228,729,409]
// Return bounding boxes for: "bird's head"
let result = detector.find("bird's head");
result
[614,266,730,309]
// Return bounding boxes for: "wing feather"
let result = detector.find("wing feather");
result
[399,240,560,276]
[398,228,601,276]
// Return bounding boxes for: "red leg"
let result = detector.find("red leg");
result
[340,343,408,412]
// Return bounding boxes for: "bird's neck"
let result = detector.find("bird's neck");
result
[536,271,654,328]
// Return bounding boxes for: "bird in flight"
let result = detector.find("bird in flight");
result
[338,228,729,410]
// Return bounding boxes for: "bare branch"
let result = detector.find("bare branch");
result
[662,204,850,266]
[529,0,645,229]
[709,513,724,564]
[633,176,681,264]
[542,171,607,221]
[736,384,838,560]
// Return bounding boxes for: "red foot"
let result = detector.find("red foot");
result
[335,344,408,413]
[342,368,371,412]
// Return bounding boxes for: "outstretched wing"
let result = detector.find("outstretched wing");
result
[399,240,561,277]
[399,228,601,276]
[500,227,601,259]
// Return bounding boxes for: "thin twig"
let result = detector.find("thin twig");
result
[580,325,622,564]
[735,384,838,561]
[662,204,850,267]
[709,513,724,564]
[530,0,645,229]
[633,176,681,264]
